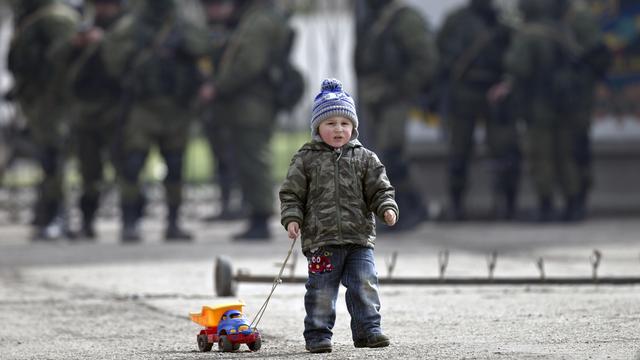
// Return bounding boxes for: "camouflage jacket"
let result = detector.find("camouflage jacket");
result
[568,3,610,107]
[101,12,208,108]
[214,2,288,101]
[279,140,399,252]
[436,6,511,91]
[504,19,577,120]
[8,2,78,109]
[68,12,126,122]
[355,1,437,105]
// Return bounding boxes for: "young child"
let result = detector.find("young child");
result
[279,78,399,353]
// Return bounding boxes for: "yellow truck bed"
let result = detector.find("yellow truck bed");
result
[189,301,245,328]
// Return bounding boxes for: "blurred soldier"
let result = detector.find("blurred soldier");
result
[501,0,582,221]
[198,0,291,240]
[437,0,519,221]
[68,0,126,239]
[565,0,612,219]
[198,0,245,222]
[8,0,79,239]
[355,0,437,230]
[101,0,209,241]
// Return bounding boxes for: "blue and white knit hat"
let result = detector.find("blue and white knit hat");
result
[310,78,359,141]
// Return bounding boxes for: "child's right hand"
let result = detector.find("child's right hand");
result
[287,222,300,240]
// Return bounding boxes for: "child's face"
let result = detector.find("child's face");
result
[318,116,353,149]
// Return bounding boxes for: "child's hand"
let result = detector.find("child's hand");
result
[384,209,397,226]
[287,222,300,240]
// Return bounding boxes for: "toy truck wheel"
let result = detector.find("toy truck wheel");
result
[215,256,236,297]
[248,337,262,351]
[218,335,234,352]
[232,343,240,351]
[197,334,212,352]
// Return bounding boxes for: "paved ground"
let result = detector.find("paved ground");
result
[1,216,640,359]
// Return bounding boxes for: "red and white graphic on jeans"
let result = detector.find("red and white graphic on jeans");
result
[308,251,333,274]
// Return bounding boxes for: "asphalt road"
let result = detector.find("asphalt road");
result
[1,217,640,359]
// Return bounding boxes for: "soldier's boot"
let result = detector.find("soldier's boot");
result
[79,195,99,239]
[233,214,271,240]
[575,187,589,220]
[31,198,47,227]
[120,204,141,243]
[32,201,62,241]
[562,195,585,222]
[208,178,231,220]
[134,194,147,222]
[204,180,246,221]
[448,190,466,221]
[203,196,246,222]
[204,208,246,222]
[492,188,518,221]
[504,188,518,221]
[165,205,193,242]
[535,196,555,223]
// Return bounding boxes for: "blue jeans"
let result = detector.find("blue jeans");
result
[304,245,383,343]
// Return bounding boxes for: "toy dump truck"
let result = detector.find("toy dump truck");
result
[189,302,262,352]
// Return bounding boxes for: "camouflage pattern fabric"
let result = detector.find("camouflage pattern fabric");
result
[356,1,437,106]
[567,2,611,204]
[279,140,399,252]
[8,0,78,230]
[504,16,580,200]
[354,0,435,226]
[211,1,290,217]
[100,6,208,207]
[213,2,288,104]
[436,2,517,216]
[8,0,79,146]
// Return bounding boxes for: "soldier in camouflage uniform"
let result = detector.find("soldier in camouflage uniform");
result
[355,0,437,230]
[8,0,79,239]
[100,0,209,241]
[564,0,612,219]
[199,0,290,240]
[437,0,519,220]
[280,79,398,353]
[68,0,126,239]
[502,0,582,221]
[198,0,244,222]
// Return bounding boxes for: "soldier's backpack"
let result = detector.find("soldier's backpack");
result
[268,24,304,111]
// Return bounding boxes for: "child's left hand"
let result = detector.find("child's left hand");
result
[384,209,397,226]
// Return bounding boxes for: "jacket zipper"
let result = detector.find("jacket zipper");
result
[334,148,343,241]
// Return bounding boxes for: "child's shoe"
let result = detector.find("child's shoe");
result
[305,338,332,353]
[353,333,390,348]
